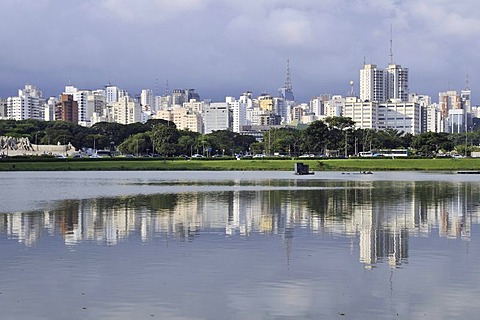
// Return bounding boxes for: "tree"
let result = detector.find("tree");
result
[118,132,152,155]
[205,130,235,155]
[152,125,180,156]
[301,120,329,155]
[177,130,200,156]
[412,132,454,156]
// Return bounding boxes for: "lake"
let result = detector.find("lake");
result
[1,171,480,319]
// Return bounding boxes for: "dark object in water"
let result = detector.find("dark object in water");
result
[294,162,314,175]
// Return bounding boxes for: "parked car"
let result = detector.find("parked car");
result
[191,154,206,158]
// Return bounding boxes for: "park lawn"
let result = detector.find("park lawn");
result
[0,158,480,171]
[317,158,480,171]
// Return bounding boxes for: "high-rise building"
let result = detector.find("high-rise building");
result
[360,64,385,102]
[55,94,78,123]
[44,97,58,121]
[106,85,121,104]
[227,97,247,133]
[385,64,409,102]
[7,84,45,121]
[141,89,154,108]
[359,63,409,103]
[111,96,141,125]
[204,103,230,134]
[172,89,200,107]
[343,97,378,130]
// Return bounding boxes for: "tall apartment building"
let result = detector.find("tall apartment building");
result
[0,98,6,118]
[359,63,409,103]
[385,64,409,102]
[140,89,154,108]
[111,96,141,125]
[360,64,385,102]
[172,89,200,107]
[44,97,58,121]
[6,84,45,121]
[226,97,247,133]
[154,107,203,133]
[55,94,78,123]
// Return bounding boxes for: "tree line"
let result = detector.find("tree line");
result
[0,117,479,157]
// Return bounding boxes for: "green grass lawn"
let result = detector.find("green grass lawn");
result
[0,157,479,171]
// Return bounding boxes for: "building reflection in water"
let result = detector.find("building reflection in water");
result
[1,180,479,268]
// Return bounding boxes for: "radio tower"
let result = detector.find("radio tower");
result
[389,24,394,64]
[280,59,294,101]
[285,59,293,91]
[165,80,170,96]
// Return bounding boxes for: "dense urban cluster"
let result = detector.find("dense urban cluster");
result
[0,59,479,157]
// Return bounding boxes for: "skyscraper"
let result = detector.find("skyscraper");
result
[385,64,409,102]
[359,64,385,102]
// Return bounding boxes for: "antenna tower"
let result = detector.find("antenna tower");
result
[465,72,470,90]
[165,80,170,96]
[389,24,394,64]
[284,59,293,91]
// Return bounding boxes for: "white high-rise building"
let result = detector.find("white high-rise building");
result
[7,84,45,120]
[385,64,409,102]
[204,103,230,134]
[377,101,421,135]
[360,64,385,102]
[141,89,154,109]
[426,104,442,133]
[111,96,141,124]
[227,96,247,133]
[106,85,120,104]
[343,97,378,130]
[44,97,59,121]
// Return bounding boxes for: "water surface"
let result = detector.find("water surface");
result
[1,171,479,319]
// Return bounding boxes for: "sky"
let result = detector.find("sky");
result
[1,0,479,104]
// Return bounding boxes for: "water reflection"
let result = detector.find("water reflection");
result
[2,180,479,269]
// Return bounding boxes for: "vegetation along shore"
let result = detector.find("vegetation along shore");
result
[1,157,480,172]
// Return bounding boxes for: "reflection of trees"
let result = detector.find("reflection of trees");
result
[2,181,480,268]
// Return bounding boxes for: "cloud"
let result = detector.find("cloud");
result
[1,0,480,102]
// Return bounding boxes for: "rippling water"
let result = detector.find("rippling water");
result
[1,171,480,319]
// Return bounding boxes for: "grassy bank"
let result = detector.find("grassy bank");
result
[0,157,480,171]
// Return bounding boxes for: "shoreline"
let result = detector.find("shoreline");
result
[1,158,479,172]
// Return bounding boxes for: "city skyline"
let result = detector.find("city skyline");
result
[0,1,478,103]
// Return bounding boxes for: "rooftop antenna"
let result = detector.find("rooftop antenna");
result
[389,24,394,64]
[349,80,355,96]
[363,56,366,66]
[465,72,470,90]
[155,78,159,96]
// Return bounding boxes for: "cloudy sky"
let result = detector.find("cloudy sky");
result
[0,0,479,103]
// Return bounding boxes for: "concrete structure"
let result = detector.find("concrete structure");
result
[377,101,421,135]
[44,97,58,121]
[154,107,203,133]
[385,64,409,102]
[360,64,385,102]
[6,85,45,121]
[227,96,247,133]
[55,94,79,123]
[426,104,442,133]
[343,97,378,129]
[448,109,465,133]
[140,89,154,109]
[204,103,230,134]
[172,89,200,107]
[111,96,141,125]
